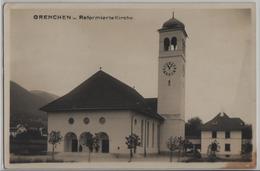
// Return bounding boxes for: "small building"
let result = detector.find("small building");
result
[201,112,247,159]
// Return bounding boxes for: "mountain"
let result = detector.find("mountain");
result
[10,81,58,126]
[30,90,59,102]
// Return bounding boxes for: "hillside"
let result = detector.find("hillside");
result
[30,90,58,102]
[10,81,58,126]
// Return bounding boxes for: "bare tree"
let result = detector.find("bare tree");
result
[207,140,220,162]
[125,134,141,162]
[167,136,182,162]
[82,133,100,162]
[48,131,62,161]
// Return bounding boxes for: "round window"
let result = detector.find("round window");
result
[99,117,105,124]
[84,117,90,124]
[68,117,74,124]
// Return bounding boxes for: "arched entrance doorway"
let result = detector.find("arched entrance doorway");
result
[64,132,78,152]
[79,132,93,152]
[97,132,109,153]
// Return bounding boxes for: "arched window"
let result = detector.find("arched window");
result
[79,132,93,152]
[164,38,170,51]
[171,37,177,50]
[64,132,78,152]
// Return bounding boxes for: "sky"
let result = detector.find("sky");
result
[7,5,256,124]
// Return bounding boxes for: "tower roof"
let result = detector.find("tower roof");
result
[159,13,188,37]
[40,70,164,121]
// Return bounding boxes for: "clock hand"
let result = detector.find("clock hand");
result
[167,63,172,69]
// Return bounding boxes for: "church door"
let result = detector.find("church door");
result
[71,139,78,152]
[102,139,109,153]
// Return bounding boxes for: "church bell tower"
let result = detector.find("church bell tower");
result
[157,13,187,152]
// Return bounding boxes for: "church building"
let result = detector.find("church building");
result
[41,13,187,155]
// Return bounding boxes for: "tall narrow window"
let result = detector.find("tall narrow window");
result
[168,80,171,86]
[141,120,144,146]
[171,37,177,50]
[147,121,149,147]
[164,38,170,51]
[152,122,155,147]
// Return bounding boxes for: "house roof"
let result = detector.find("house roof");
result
[40,70,164,121]
[201,112,245,131]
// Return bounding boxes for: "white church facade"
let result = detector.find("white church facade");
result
[41,13,187,155]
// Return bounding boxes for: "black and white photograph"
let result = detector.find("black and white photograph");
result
[3,3,257,169]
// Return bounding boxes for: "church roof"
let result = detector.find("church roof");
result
[40,70,164,121]
[158,14,188,37]
[201,112,245,131]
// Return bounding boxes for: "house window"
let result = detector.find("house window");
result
[225,131,230,139]
[68,118,74,124]
[83,117,90,124]
[141,120,144,146]
[212,131,217,138]
[99,117,106,124]
[225,144,231,151]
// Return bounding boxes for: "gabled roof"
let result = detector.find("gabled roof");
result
[40,71,163,121]
[201,112,245,131]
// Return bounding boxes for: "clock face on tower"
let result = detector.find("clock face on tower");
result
[162,61,177,76]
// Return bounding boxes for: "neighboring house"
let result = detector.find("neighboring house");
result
[41,13,188,155]
[201,112,248,159]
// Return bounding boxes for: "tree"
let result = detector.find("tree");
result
[82,133,100,162]
[242,142,252,154]
[185,117,203,138]
[207,140,220,162]
[125,134,141,162]
[181,138,193,155]
[48,131,62,161]
[242,124,252,139]
[167,136,184,162]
